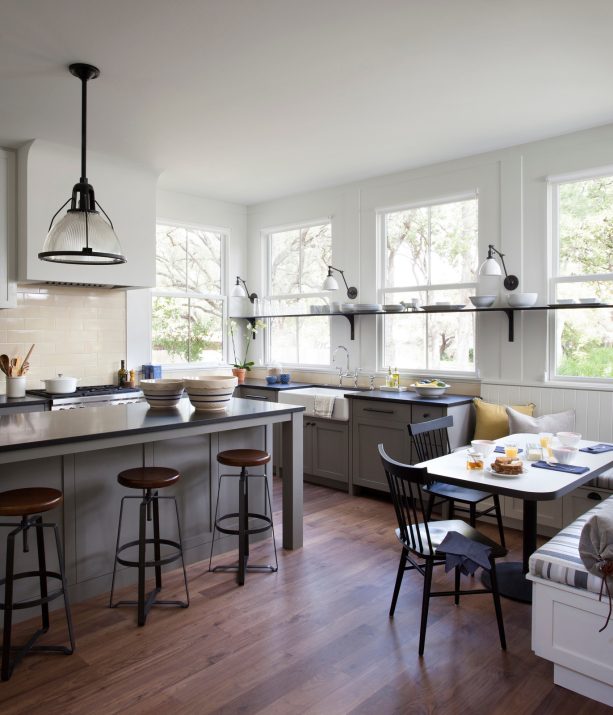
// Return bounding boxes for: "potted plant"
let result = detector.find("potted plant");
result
[229,319,265,383]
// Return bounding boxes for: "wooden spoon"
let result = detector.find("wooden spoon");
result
[0,354,9,376]
[20,344,35,375]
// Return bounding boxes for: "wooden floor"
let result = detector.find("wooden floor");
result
[0,480,608,715]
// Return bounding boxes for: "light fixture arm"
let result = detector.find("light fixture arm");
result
[235,276,258,303]
[486,244,519,291]
[327,265,358,299]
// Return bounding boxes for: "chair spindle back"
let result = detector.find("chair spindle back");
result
[408,415,453,463]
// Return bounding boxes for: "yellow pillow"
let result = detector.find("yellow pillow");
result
[473,398,535,440]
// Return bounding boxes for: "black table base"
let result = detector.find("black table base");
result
[481,562,533,604]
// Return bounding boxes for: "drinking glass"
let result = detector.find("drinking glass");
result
[539,432,553,459]
[504,442,519,459]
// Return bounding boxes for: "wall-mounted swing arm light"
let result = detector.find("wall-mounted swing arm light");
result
[478,244,519,291]
[39,63,126,265]
[230,276,258,303]
[322,265,358,299]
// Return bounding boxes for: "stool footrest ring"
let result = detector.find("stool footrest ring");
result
[115,538,184,569]
[0,571,66,610]
[215,511,274,537]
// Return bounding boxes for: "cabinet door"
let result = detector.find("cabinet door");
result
[311,419,348,484]
[0,149,16,308]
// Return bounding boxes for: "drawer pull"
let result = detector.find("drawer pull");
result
[244,394,269,401]
[364,408,395,414]
[587,491,602,501]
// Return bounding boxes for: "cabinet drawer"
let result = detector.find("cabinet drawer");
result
[351,400,413,423]
[238,387,273,402]
[411,404,444,424]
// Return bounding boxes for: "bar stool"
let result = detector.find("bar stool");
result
[209,449,278,586]
[109,467,189,626]
[0,487,75,681]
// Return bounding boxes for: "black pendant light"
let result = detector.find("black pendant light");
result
[39,63,126,265]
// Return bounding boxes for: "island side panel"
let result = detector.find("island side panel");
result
[282,411,303,549]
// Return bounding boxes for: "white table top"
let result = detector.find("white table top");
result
[416,433,613,501]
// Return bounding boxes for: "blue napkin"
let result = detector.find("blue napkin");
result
[494,446,523,454]
[532,460,589,474]
[580,443,613,454]
[437,531,492,576]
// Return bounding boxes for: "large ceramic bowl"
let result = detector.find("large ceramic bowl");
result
[140,378,184,408]
[183,375,238,411]
[507,292,538,308]
[410,383,450,398]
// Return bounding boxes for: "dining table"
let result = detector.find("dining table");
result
[416,433,613,603]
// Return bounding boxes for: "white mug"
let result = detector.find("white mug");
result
[6,376,26,398]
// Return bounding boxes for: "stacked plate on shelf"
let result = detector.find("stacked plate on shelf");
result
[340,303,381,312]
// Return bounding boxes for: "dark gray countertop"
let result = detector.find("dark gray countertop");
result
[0,394,50,409]
[345,390,474,406]
[0,397,303,453]
[240,379,314,391]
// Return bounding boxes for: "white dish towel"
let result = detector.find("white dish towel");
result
[313,395,335,419]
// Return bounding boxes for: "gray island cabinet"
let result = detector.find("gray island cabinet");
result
[0,397,304,607]
[348,391,473,493]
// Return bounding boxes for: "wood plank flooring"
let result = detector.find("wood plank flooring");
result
[0,480,609,715]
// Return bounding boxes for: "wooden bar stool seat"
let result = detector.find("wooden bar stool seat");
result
[209,449,277,586]
[110,466,189,626]
[0,487,74,681]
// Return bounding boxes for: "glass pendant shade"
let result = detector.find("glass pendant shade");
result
[479,257,502,276]
[322,274,340,291]
[40,210,125,264]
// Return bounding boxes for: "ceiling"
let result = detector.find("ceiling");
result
[1,0,612,205]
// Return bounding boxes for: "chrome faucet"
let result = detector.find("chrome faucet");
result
[332,345,350,386]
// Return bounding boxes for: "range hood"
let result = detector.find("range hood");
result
[18,140,157,288]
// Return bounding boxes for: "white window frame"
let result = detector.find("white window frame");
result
[376,192,479,377]
[548,170,613,384]
[152,218,228,369]
[264,218,333,368]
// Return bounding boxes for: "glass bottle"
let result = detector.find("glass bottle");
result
[118,359,128,387]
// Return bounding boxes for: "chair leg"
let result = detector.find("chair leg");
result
[493,495,506,549]
[35,517,50,632]
[1,529,16,681]
[152,492,162,591]
[425,492,436,521]
[172,497,190,607]
[488,557,506,650]
[208,475,224,571]
[418,559,434,656]
[264,476,279,572]
[454,565,461,605]
[389,547,408,617]
[237,467,247,586]
[469,502,476,528]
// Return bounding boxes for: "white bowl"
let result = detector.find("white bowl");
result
[410,383,450,398]
[469,295,496,308]
[579,297,598,304]
[184,375,238,411]
[551,446,577,464]
[556,431,581,448]
[471,439,496,459]
[140,378,184,408]
[507,292,538,308]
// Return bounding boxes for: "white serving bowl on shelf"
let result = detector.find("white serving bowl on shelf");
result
[140,379,184,408]
[410,383,450,398]
[183,375,238,411]
[469,295,496,308]
[507,292,538,308]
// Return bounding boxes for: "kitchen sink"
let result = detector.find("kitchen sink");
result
[277,386,363,421]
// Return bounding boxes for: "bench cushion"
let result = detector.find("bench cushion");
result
[529,495,613,596]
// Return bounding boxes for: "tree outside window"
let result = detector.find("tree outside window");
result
[379,197,478,373]
[152,223,225,365]
[552,175,613,379]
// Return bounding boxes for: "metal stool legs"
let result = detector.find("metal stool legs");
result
[209,467,278,586]
[1,516,75,681]
[109,489,189,626]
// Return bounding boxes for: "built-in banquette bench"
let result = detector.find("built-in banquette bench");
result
[527,495,613,707]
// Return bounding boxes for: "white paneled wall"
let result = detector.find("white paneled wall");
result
[481,383,613,443]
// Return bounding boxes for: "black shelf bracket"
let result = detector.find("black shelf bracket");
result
[504,309,514,342]
[342,314,355,340]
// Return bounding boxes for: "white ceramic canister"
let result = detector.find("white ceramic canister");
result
[6,376,26,398]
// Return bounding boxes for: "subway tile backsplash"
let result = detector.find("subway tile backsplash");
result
[0,285,126,392]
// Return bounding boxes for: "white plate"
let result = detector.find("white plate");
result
[421,304,466,312]
[484,465,524,478]
[382,304,404,312]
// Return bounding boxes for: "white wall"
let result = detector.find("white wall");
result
[245,122,613,391]
[126,188,248,373]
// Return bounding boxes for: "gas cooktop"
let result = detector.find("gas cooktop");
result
[27,384,141,398]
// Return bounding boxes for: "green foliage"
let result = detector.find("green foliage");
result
[558,345,613,378]
[152,297,221,363]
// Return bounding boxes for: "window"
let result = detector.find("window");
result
[550,173,613,380]
[152,222,225,365]
[379,196,478,373]
[266,221,331,366]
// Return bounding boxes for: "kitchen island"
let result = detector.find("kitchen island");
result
[0,397,304,604]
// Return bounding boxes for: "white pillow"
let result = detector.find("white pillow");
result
[506,406,576,434]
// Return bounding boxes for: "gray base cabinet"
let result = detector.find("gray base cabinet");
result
[304,418,349,488]
[350,398,472,493]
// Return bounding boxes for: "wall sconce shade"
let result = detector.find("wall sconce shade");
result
[322,265,358,299]
[231,276,258,303]
[39,63,125,265]
[478,245,518,291]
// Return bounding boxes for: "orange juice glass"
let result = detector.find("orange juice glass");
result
[504,442,519,459]
[539,432,553,458]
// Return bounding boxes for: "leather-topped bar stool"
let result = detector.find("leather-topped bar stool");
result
[109,467,189,626]
[209,449,278,586]
[0,487,75,681]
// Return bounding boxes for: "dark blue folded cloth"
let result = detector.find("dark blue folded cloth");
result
[532,460,589,474]
[494,446,523,454]
[580,443,613,454]
[437,531,492,576]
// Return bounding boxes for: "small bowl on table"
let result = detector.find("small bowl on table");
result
[265,375,278,385]
[140,379,185,408]
[551,446,578,464]
[556,431,581,448]
[469,295,496,308]
[471,439,496,461]
[183,375,238,411]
